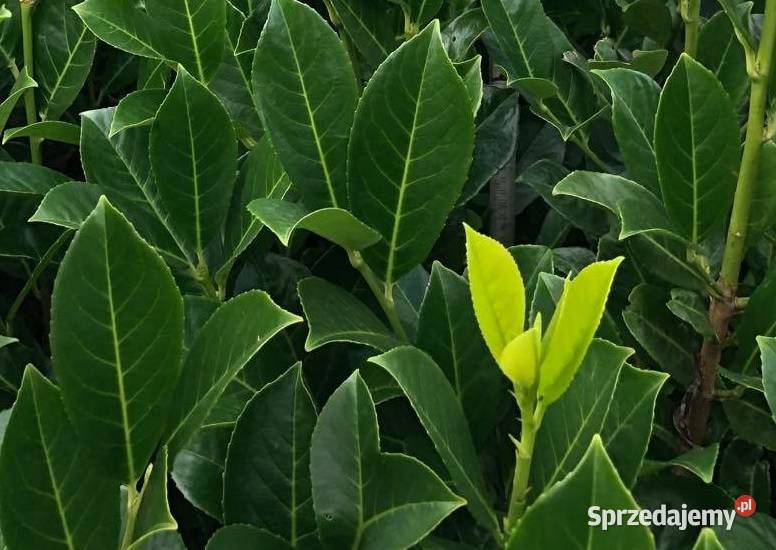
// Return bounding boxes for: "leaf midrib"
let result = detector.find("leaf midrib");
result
[40,25,92,119]
[182,0,206,81]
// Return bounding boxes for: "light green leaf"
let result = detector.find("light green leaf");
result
[0,67,36,133]
[223,364,318,546]
[252,0,358,209]
[0,366,120,550]
[35,0,96,120]
[206,525,291,550]
[416,262,505,449]
[553,171,676,238]
[464,224,525,360]
[248,198,381,250]
[128,447,178,549]
[164,290,301,457]
[508,436,654,549]
[654,54,740,243]
[310,372,465,550]
[592,68,660,193]
[693,528,725,550]
[110,89,167,136]
[150,66,237,255]
[350,22,475,286]
[51,197,184,484]
[329,0,401,69]
[0,336,17,350]
[3,121,80,145]
[29,181,102,229]
[0,161,68,195]
[369,346,500,537]
[642,443,719,483]
[297,277,399,351]
[538,258,623,405]
[759,336,776,423]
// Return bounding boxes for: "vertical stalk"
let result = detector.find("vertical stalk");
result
[119,485,141,550]
[505,399,544,534]
[681,0,776,445]
[681,0,701,58]
[19,0,41,165]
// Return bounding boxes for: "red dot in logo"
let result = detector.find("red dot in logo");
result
[735,495,756,517]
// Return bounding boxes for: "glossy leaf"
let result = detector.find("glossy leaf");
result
[349,22,475,286]
[51,197,184,483]
[298,277,399,351]
[3,121,80,145]
[223,364,317,546]
[35,0,96,120]
[455,56,483,114]
[0,366,120,550]
[370,346,500,536]
[164,290,301,457]
[442,7,488,61]
[128,447,177,549]
[329,0,401,68]
[73,0,164,59]
[150,67,237,254]
[29,181,102,229]
[0,68,36,132]
[110,89,167,136]
[248,198,381,250]
[0,161,68,195]
[654,54,740,243]
[252,0,358,209]
[538,258,622,405]
[310,372,464,550]
[206,525,291,550]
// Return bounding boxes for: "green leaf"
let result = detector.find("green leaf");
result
[164,290,301,457]
[329,0,401,69]
[509,245,554,305]
[252,0,358,209]
[0,336,17,350]
[310,372,465,550]
[369,346,500,536]
[0,67,36,133]
[626,234,715,293]
[145,0,225,83]
[642,443,720,483]
[248,199,381,250]
[654,54,740,243]
[719,367,764,392]
[150,67,237,255]
[223,364,318,546]
[416,262,505,449]
[51,197,184,484]
[297,277,399,352]
[508,436,654,549]
[553,171,675,238]
[747,141,776,238]
[442,7,488,62]
[128,447,178,549]
[667,288,715,338]
[35,0,96,120]
[349,22,475,286]
[29,181,102,229]
[0,366,120,550]
[394,0,444,27]
[0,161,68,195]
[693,528,725,550]
[73,0,164,59]
[622,0,671,45]
[715,0,756,58]
[592,68,660,193]
[715,512,776,549]
[759,336,776,423]
[734,269,776,374]
[110,89,167,136]
[698,11,748,107]
[538,258,622,405]
[455,56,483,114]
[206,525,291,550]
[724,394,776,451]
[3,121,80,145]
[464,224,525,360]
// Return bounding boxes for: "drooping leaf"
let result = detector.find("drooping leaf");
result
[593,68,660,193]
[329,0,402,69]
[29,181,102,229]
[654,54,740,243]
[369,346,500,536]
[310,372,464,550]
[128,447,178,549]
[538,258,622,405]
[35,0,96,120]
[51,197,184,484]
[150,66,237,255]
[206,525,291,550]
[248,198,381,251]
[110,89,167,136]
[509,436,654,549]
[464,224,525,359]
[0,161,68,195]
[349,22,475,286]
[0,68,36,133]
[297,277,399,352]
[416,262,505,448]
[164,290,301,457]
[252,0,358,209]
[223,364,318,546]
[0,366,120,550]
[3,121,80,145]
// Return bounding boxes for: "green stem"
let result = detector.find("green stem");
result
[681,0,701,57]
[719,0,776,290]
[119,485,141,550]
[505,398,544,534]
[4,230,72,336]
[347,249,409,342]
[194,254,221,301]
[19,0,41,165]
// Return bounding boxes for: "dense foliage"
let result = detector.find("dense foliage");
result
[0,0,775,548]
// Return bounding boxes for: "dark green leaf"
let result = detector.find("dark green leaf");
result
[698,11,748,107]
[329,0,401,69]
[206,525,291,550]
[110,89,167,136]
[29,181,102,229]
[747,141,776,238]
[442,7,488,62]
[641,443,719,483]
[0,161,68,195]
[734,268,776,374]
[73,0,165,59]
[129,447,177,549]
[3,121,80,145]
[0,68,36,133]
[666,288,715,338]
[761,336,776,422]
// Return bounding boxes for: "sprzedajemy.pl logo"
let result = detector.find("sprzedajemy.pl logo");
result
[588,495,756,531]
